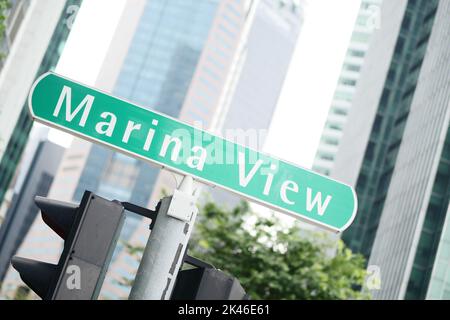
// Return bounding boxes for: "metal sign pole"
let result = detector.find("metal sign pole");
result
[129,175,198,300]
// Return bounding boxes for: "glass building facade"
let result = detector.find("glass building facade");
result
[405,125,450,299]
[427,200,450,299]
[340,0,439,259]
[0,0,82,205]
[0,141,63,285]
[332,0,450,299]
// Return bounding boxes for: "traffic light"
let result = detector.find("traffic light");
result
[11,191,125,300]
[171,255,249,300]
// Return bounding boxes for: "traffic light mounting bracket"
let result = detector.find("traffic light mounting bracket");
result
[121,201,160,229]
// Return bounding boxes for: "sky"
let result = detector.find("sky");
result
[48,0,361,170]
[47,0,128,145]
[264,0,361,168]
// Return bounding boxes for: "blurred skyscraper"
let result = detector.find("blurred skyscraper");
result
[332,0,449,299]
[207,0,303,207]
[0,0,82,206]
[0,126,49,215]
[312,0,382,176]
[0,139,64,288]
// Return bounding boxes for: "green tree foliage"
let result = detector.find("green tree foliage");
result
[124,200,369,300]
[189,201,369,300]
[0,0,11,59]
[0,0,10,39]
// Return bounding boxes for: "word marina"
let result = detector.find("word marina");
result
[29,73,357,232]
[55,85,331,213]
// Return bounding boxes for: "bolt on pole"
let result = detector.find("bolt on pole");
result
[129,175,199,300]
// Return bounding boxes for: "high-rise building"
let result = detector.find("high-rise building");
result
[0,0,82,205]
[208,0,303,207]
[0,126,49,221]
[312,0,382,176]
[332,0,450,299]
[0,139,64,286]
[213,0,303,134]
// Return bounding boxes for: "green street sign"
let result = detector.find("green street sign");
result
[28,72,357,232]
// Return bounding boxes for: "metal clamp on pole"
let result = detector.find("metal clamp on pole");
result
[121,201,160,230]
[167,189,197,222]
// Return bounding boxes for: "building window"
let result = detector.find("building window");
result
[324,138,339,146]
[334,91,353,102]
[344,63,361,72]
[320,154,335,161]
[339,78,357,86]
[333,108,348,116]
[351,32,371,43]
[348,49,365,58]
[327,123,343,131]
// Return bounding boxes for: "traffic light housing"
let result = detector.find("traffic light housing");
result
[171,256,249,300]
[11,191,125,300]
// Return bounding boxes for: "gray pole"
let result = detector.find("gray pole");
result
[129,175,199,300]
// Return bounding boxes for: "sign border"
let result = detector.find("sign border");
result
[28,72,358,233]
